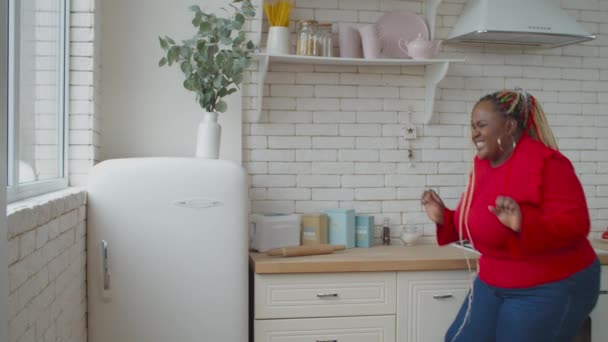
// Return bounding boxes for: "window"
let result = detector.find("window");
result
[7,0,70,202]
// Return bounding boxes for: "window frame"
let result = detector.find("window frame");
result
[6,0,70,202]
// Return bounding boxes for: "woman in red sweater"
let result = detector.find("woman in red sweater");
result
[422,89,600,342]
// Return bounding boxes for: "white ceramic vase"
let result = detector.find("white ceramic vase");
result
[195,112,221,159]
[267,26,290,55]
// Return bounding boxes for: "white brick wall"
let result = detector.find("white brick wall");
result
[243,0,608,243]
[69,0,99,186]
[6,189,87,342]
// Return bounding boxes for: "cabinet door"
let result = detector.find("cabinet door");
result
[591,266,608,342]
[397,271,473,342]
[255,315,396,342]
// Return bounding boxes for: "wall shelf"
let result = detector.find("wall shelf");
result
[250,0,460,124]
[252,53,464,123]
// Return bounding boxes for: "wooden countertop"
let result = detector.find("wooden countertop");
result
[250,241,608,274]
[250,244,479,274]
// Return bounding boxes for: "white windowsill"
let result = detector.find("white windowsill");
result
[7,186,86,216]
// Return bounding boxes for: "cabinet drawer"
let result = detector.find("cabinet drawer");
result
[255,272,396,319]
[397,270,474,342]
[254,315,396,342]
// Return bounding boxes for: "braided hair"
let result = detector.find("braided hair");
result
[476,89,558,150]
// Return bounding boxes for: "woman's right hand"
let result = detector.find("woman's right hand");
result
[421,189,445,225]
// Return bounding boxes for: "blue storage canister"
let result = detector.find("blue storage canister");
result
[325,208,355,248]
[355,215,374,248]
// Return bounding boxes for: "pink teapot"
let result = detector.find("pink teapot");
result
[398,33,443,60]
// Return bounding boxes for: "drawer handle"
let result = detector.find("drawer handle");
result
[600,290,608,295]
[316,340,337,342]
[316,293,339,298]
[433,294,454,299]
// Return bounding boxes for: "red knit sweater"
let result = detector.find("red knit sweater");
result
[437,135,596,288]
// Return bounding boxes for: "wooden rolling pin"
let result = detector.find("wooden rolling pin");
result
[266,244,346,257]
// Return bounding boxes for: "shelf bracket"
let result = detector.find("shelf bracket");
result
[424,62,449,124]
[253,54,269,122]
[425,0,442,40]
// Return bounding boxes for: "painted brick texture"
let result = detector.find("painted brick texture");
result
[6,189,87,342]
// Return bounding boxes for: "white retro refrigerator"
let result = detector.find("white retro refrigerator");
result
[87,158,249,342]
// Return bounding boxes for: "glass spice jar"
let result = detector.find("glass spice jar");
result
[318,22,334,57]
[296,20,319,56]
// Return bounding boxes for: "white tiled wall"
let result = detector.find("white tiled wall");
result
[6,189,87,342]
[69,0,100,186]
[243,0,608,242]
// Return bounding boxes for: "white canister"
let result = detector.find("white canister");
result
[267,26,290,55]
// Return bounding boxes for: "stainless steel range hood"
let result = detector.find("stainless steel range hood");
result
[446,0,595,47]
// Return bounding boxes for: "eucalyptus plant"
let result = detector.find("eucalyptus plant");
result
[158,0,257,113]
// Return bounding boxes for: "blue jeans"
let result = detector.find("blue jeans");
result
[446,259,600,342]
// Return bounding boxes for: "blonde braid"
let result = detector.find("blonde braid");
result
[527,96,558,149]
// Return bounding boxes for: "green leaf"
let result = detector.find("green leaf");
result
[218,87,228,97]
[166,36,175,45]
[216,100,227,113]
[226,88,237,96]
[189,5,201,13]
[181,61,192,75]
[233,13,244,29]
[213,76,223,89]
[203,92,212,104]
[168,46,180,64]
[199,22,212,33]
[180,46,191,59]
[159,37,168,49]
[183,78,195,91]
[192,15,202,27]
[246,40,255,50]
[158,57,167,67]
[221,36,233,45]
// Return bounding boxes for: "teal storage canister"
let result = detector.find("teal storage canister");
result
[325,208,355,248]
[355,215,374,248]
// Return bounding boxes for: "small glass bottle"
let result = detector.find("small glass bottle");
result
[318,22,334,57]
[382,218,391,245]
[296,20,319,56]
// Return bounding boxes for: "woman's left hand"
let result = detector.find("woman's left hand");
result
[488,196,522,233]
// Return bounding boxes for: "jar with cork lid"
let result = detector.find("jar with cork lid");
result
[296,20,319,56]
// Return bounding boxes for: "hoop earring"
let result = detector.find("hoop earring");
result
[497,137,504,152]
[511,135,517,150]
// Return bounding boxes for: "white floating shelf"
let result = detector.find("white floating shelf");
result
[252,53,464,124]
[256,53,459,66]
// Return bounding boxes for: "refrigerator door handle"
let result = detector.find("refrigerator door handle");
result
[101,240,111,291]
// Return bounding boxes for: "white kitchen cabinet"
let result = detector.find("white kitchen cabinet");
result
[591,266,608,342]
[255,315,396,342]
[396,270,473,342]
[250,0,463,123]
[252,270,476,342]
